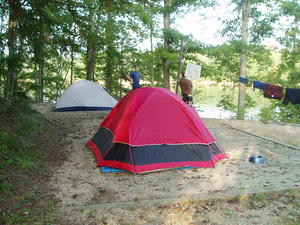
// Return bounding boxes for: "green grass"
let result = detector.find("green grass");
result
[0,96,65,224]
[0,97,43,173]
[252,193,266,202]
[0,130,41,171]
[1,193,55,225]
[0,178,13,196]
[282,212,300,225]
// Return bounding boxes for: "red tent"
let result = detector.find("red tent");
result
[86,87,227,174]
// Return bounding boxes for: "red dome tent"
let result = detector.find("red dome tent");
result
[86,87,227,174]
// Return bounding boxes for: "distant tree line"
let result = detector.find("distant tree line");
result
[0,0,299,121]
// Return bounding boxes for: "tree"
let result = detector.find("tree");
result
[163,0,171,89]
[27,1,52,102]
[103,11,118,92]
[5,0,21,99]
[259,0,300,123]
[222,0,278,119]
[237,0,251,119]
[161,0,215,90]
[0,3,7,97]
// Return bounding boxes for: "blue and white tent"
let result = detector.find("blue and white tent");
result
[54,80,117,112]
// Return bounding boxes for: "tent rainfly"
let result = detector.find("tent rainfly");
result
[86,87,228,174]
[54,80,117,111]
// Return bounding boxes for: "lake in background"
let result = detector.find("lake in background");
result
[192,82,271,120]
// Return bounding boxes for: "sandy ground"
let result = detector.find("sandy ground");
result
[61,189,300,225]
[33,104,300,224]
[204,119,300,148]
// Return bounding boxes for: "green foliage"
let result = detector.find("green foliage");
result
[216,85,256,116]
[0,96,44,170]
[0,97,66,224]
[0,176,13,196]
[208,42,240,83]
[0,111,41,171]
[281,0,300,19]
[217,91,237,112]
[259,101,300,123]
[208,40,270,116]
[259,106,274,121]
[258,0,300,122]
[0,0,299,123]
[169,0,216,15]
[222,0,279,43]
[252,193,266,202]
[0,193,55,224]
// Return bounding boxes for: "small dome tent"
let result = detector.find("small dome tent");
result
[86,87,227,174]
[54,80,117,111]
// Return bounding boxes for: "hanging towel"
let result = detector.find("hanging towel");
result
[239,77,249,84]
[185,63,202,80]
[253,80,265,90]
[283,88,300,105]
[263,83,284,100]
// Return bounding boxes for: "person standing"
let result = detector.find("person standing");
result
[128,65,140,90]
[178,72,193,105]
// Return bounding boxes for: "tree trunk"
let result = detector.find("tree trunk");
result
[34,63,38,102]
[0,47,4,97]
[37,61,44,102]
[104,12,115,92]
[34,60,44,102]
[163,0,171,90]
[175,40,184,94]
[105,50,113,92]
[0,14,5,97]
[70,25,76,84]
[118,63,123,99]
[237,0,251,120]
[6,4,18,99]
[70,47,74,84]
[86,39,96,81]
[150,26,153,52]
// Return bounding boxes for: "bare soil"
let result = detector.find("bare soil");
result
[60,189,300,225]
[33,104,300,225]
[204,119,300,147]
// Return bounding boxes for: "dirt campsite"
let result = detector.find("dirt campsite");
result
[2,0,300,224]
[28,103,300,225]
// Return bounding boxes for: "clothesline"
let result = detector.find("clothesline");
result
[238,77,300,105]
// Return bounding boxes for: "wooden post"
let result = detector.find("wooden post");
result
[175,40,184,95]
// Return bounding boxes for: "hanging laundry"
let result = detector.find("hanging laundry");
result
[239,77,249,84]
[253,80,265,90]
[185,63,202,80]
[263,83,284,100]
[283,88,300,105]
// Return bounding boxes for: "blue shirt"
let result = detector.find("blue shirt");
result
[130,71,140,89]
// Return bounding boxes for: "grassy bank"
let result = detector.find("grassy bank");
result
[0,97,67,224]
